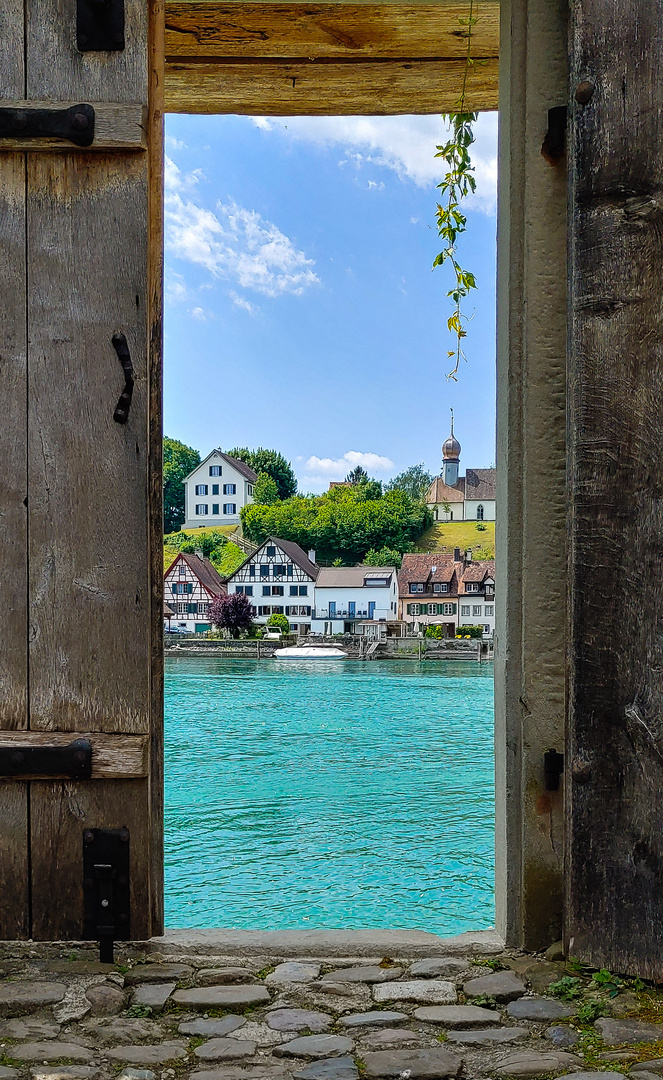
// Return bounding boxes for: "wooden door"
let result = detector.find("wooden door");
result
[0,0,164,940]
[567,0,663,978]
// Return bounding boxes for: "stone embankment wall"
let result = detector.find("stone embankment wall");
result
[163,637,492,662]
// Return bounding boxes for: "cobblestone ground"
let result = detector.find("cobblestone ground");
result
[2,940,663,1080]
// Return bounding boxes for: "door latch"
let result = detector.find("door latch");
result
[112,332,134,424]
[83,828,131,963]
[544,748,564,791]
[0,105,95,148]
[77,0,125,52]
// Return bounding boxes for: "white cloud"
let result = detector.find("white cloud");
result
[165,184,320,297]
[230,290,258,315]
[249,113,498,214]
[164,155,204,192]
[189,306,208,321]
[367,180,385,191]
[166,135,187,151]
[303,450,395,486]
[165,273,189,303]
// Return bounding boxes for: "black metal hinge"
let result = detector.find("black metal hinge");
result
[83,828,131,963]
[77,0,125,51]
[0,105,95,148]
[0,738,92,779]
[544,748,564,791]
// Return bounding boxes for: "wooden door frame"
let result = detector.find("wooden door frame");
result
[156,0,568,951]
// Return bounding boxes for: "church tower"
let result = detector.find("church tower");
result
[442,410,461,486]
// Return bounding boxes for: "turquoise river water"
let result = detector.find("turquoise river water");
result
[164,657,495,934]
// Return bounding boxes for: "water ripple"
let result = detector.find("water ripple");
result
[165,657,495,933]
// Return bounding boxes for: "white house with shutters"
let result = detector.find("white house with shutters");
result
[225,537,319,635]
[182,449,257,528]
[311,566,399,637]
[164,551,227,633]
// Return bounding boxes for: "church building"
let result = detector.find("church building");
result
[425,416,496,522]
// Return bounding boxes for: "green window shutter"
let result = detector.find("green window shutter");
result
[187,602,197,613]
[187,582,193,594]
[452,603,457,614]
[407,604,412,614]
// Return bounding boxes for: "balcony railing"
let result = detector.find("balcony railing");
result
[314,608,389,620]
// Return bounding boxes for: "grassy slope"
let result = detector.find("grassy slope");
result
[415,520,495,559]
[163,534,246,577]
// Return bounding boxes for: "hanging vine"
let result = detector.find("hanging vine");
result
[434,0,479,381]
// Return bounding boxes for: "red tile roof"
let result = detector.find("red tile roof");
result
[398,553,495,599]
[164,552,227,597]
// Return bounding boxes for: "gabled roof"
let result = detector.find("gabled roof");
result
[460,560,496,588]
[164,551,227,596]
[464,468,496,501]
[399,552,455,584]
[182,448,258,484]
[425,468,496,505]
[426,477,465,504]
[316,566,395,588]
[226,536,319,581]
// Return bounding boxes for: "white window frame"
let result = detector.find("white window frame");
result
[442,603,454,616]
[195,503,208,515]
[461,605,471,616]
[195,484,208,496]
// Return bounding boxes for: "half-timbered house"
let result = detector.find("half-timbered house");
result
[225,537,319,635]
[164,551,227,633]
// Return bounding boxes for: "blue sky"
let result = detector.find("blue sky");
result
[164,113,498,492]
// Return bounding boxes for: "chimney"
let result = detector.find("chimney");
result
[308,549,316,564]
[465,548,472,564]
[454,547,461,562]
[195,549,204,561]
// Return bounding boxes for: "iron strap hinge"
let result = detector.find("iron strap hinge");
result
[0,738,92,779]
[0,104,95,147]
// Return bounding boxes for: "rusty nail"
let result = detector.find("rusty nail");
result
[84,829,95,843]
[575,81,595,105]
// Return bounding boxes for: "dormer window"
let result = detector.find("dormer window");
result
[466,582,480,593]
[411,583,425,593]
[433,583,448,593]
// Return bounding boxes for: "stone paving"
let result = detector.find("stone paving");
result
[2,939,663,1080]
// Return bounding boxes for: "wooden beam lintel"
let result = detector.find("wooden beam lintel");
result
[164,56,500,114]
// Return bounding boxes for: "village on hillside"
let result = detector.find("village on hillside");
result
[164,422,496,644]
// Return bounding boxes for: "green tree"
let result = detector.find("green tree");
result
[253,471,279,505]
[267,612,290,634]
[228,447,297,500]
[163,437,200,534]
[346,465,369,485]
[364,546,404,569]
[386,464,434,502]
[241,487,432,564]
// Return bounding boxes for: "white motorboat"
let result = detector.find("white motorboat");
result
[274,645,348,660]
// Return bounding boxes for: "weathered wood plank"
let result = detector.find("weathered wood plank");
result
[23,0,164,940]
[0,783,29,938]
[26,0,147,102]
[0,732,149,778]
[27,153,150,735]
[164,56,499,113]
[30,779,151,940]
[0,0,29,939]
[165,2,500,61]
[0,103,148,152]
[567,0,663,979]
[148,0,166,939]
